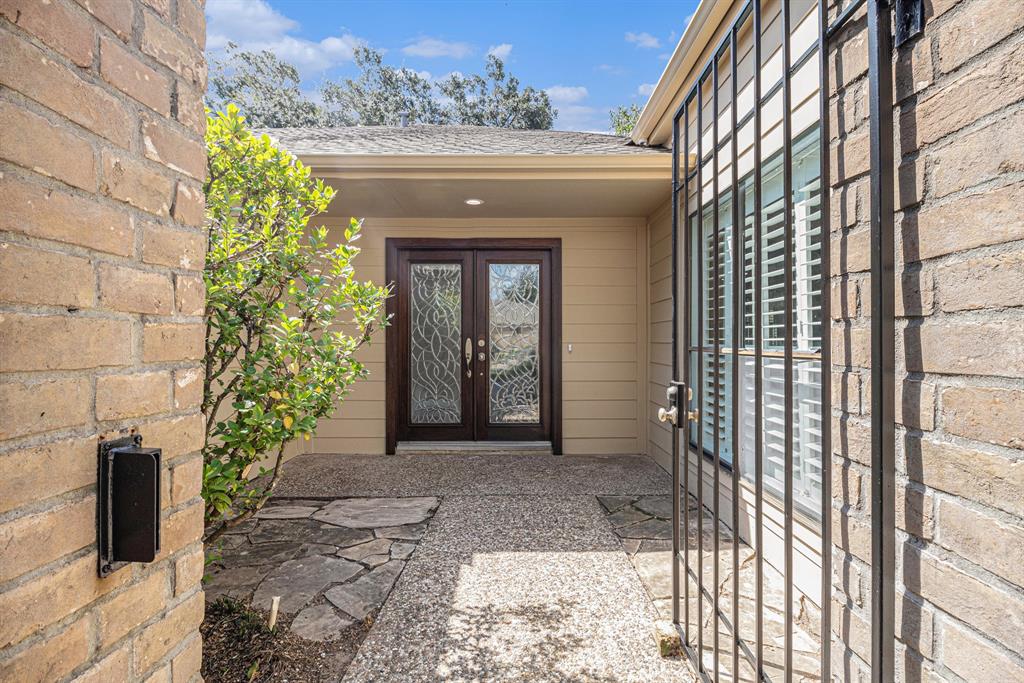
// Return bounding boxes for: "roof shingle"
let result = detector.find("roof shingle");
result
[260,125,669,156]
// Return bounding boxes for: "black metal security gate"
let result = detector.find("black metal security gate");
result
[658,1,922,681]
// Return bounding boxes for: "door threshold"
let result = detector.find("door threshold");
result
[395,441,553,455]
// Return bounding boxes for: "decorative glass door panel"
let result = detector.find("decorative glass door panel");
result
[487,263,541,424]
[409,263,463,424]
[394,249,475,443]
[390,242,557,450]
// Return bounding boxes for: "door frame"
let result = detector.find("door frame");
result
[385,237,562,455]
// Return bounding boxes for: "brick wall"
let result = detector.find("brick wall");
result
[0,0,207,680]
[828,0,1024,680]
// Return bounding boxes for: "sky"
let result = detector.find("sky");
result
[205,0,699,133]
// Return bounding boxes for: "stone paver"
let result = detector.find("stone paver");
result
[314,497,439,528]
[253,554,363,614]
[617,517,673,540]
[249,518,373,547]
[607,507,651,527]
[326,560,405,621]
[257,505,319,519]
[339,538,393,562]
[633,495,674,520]
[376,522,428,540]
[226,540,303,567]
[390,541,416,560]
[291,605,356,642]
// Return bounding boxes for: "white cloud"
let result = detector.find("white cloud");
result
[545,85,589,105]
[205,0,362,74]
[487,43,513,60]
[206,0,297,50]
[552,104,604,132]
[270,34,362,72]
[637,83,656,97]
[625,31,661,49]
[402,37,473,59]
[596,64,626,75]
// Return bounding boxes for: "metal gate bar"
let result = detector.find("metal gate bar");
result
[729,22,743,683]
[695,68,705,672]
[711,45,722,683]
[816,0,833,680]
[752,2,765,679]
[866,2,897,682]
[781,2,795,680]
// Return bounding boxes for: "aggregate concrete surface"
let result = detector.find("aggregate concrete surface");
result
[276,452,695,682]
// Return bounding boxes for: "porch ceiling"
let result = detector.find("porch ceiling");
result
[301,154,673,218]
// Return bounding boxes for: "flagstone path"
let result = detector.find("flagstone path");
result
[205,496,439,642]
[598,494,823,683]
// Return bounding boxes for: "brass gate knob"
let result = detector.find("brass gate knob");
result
[658,406,679,425]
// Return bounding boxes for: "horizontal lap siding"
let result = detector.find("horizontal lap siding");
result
[647,201,674,472]
[303,217,646,456]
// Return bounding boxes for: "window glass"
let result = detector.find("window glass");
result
[687,126,823,517]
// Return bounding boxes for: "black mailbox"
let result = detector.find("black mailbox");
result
[98,435,161,577]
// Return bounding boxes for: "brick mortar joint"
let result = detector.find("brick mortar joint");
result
[899,536,1024,607]
[0,447,204,526]
[0,232,208,278]
[0,303,205,324]
[0,163,208,241]
[0,398,204,455]
[0,88,205,197]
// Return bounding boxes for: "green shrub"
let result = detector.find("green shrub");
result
[202,106,389,542]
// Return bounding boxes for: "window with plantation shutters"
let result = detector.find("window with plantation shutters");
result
[688,126,823,518]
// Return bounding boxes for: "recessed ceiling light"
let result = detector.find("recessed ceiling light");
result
[464,198,484,206]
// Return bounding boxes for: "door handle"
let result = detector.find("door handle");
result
[658,385,678,425]
[657,384,699,425]
[465,337,472,377]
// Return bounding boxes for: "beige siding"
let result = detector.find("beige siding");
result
[304,217,647,455]
[647,201,674,472]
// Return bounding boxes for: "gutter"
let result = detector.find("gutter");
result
[298,152,672,181]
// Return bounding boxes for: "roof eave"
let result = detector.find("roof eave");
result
[630,0,729,146]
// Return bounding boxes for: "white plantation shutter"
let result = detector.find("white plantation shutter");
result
[689,127,823,518]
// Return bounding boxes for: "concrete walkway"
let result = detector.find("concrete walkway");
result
[278,453,695,683]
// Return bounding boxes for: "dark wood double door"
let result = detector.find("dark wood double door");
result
[386,239,561,453]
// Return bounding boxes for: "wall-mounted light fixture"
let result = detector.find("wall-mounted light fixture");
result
[98,435,161,577]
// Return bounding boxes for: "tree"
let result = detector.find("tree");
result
[609,103,642,136]
[209,46,556,129]
[436,55,556,129]
[208,43,332,128]
[202,106,390,542]
[320,46,448,126]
